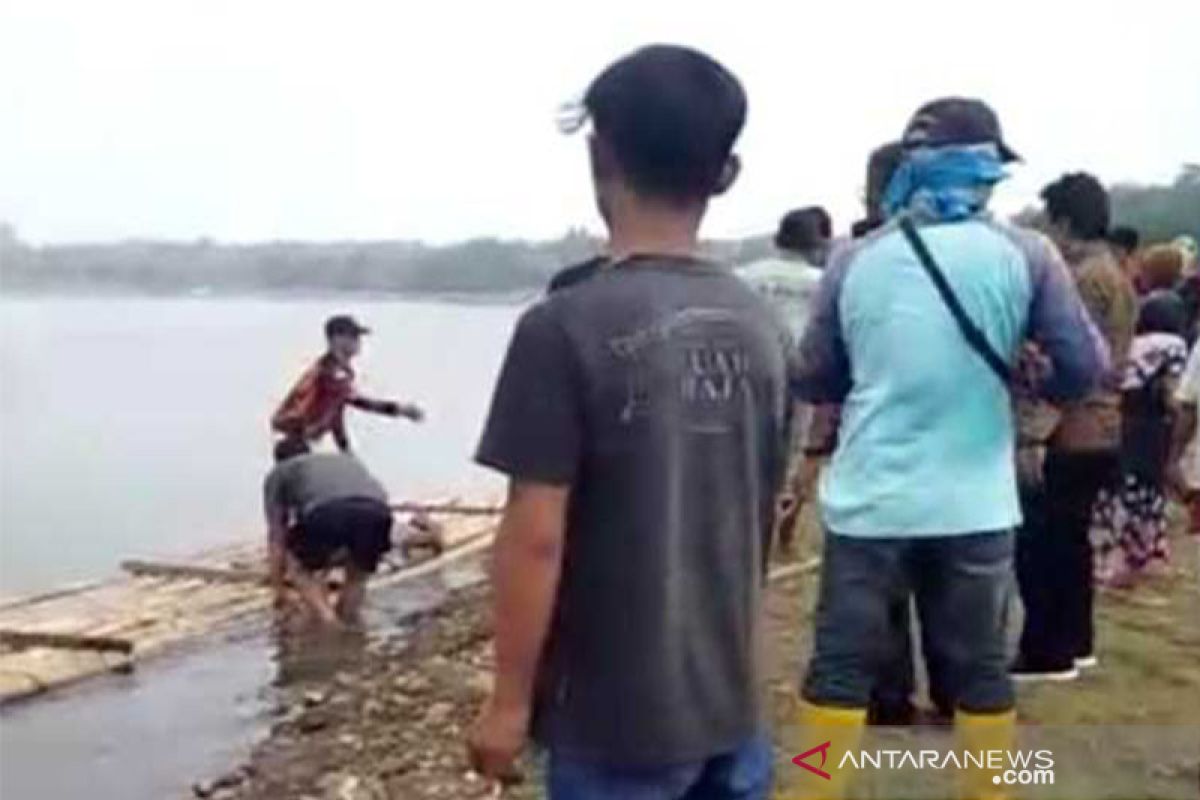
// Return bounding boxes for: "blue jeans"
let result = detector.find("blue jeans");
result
[547,734,774,800]
[803,530,1015,713]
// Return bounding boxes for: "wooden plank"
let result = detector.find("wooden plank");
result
[0,578,111,613]
[382,527,496,585]
[0,629,134,655]
[767,557,821,584]
[0,511,498,705]
[121,560,267,585]
[390,502,501,517]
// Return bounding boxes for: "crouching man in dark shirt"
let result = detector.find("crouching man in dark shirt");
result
[466,45,789,799]
[263,437,394,627]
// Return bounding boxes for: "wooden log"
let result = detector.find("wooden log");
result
[0,629,134,655]
[767,557,821,584]
[390,502,501,517]
[0,578,110,613]
[380,527,496,585]
[121,560,267,585]
[0,515,497,706]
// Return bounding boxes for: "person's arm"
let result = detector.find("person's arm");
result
[347,395,390,413]
[798,402,841,488]
[266,512,288,605]
[1074,260,1115,341]
[1168,345,1200,496]
[470,480,568,779]
[466,300,581,781]
[1020,231,1111,402]
[347,394,425,421]
[330,407,351,452]
[780,404,840,510]
[1170,402,1197,498]
[262,470,290,605]
[790,243,857,404]
[774,402,840,556]
[1158,373,1185,490]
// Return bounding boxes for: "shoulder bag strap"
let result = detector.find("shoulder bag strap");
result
[899,217,1012,386]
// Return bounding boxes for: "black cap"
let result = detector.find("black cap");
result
[324,315,370,338]
[901,98,1020,162]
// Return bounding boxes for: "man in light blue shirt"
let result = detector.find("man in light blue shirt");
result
[784,99,1107,799]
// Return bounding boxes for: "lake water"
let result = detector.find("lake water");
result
[0,560,480,799]
[0,295,523,596]
[0,294,518,798]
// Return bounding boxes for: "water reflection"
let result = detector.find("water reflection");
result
[269,567,455,690]
[0,560,487,800]
[273,625,369,689]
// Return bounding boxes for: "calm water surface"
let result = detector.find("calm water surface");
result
[0,293,518,797]
[0,294,522,595]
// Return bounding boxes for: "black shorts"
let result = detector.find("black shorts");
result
[288,498,393,573]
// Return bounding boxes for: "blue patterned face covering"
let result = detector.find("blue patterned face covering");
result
[882,143,1008,222]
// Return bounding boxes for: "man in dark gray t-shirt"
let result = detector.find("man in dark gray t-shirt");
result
[263,439,393,627]
[467,46,788,800]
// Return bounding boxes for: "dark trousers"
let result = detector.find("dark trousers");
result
[803,530,1014,714]
[1016,450,1118,668]
[871,592,956,719]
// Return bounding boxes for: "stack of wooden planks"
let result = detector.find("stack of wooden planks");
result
[0,501,501,705]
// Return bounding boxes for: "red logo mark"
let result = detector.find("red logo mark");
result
[792,740,833,780]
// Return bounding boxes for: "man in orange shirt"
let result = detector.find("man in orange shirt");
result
[271,315,424,451]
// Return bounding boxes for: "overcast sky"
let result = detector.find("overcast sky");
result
[2,1,1198,245]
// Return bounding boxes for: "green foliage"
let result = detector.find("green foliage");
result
[0,228,608,296]
[3,170,1195,297]
[1110,166,1200,244]
[0,223,775,296]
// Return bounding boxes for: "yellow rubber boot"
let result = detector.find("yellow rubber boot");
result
[956,709,1017,800]
[776,700,867,800]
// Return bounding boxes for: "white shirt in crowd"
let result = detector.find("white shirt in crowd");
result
[737,252,823,343]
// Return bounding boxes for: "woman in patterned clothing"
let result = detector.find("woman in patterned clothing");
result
[1093,291,1190,587]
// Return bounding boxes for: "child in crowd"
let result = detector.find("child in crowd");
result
[1093,291,1190,587]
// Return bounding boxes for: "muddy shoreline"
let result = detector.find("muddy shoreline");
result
[193,581,501,800]
[196,529,1200,800]
[189,563,821,800]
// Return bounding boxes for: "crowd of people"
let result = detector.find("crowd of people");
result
[257,42,1197,800]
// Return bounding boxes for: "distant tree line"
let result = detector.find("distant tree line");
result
[0,221,774,297]
[0,226,594,296]
[1,170,1192,297]
[1110,166,1200,244]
